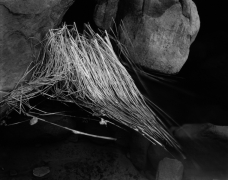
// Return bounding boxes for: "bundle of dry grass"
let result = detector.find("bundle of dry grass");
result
[0,24,180,150]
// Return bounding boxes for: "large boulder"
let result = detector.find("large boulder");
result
[0,0,74,102]
[119,0,200,74]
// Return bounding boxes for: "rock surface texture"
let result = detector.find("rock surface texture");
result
[0,135,148,180]
[173,123,228,178]
[119,0,200,74]
[0,0,74,101]
[156,157,184,180]
[94,0,120,30]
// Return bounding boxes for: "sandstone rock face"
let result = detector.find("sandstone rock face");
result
[0,0,74,101]
[94,0,120,30]
[119,0,200,74]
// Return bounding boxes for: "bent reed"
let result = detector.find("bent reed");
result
[0,24,180,150]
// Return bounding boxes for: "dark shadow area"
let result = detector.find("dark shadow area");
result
[60,0,98,33]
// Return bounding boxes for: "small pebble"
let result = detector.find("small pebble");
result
[9,170,17,176]
[156,158,184,180]
[126,153,131,159]
[33,166,50,177]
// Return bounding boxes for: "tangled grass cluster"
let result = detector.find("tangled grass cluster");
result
[0,24,180,150]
